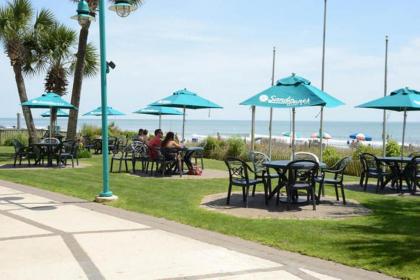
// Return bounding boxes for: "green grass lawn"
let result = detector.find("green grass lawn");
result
[0,146,418,279]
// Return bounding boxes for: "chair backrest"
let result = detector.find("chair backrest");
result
[12,139,24,152]
[294,152,320,163]
[224,157,251,183]
[360,153,379,171]
[331,156,352,172]
[249,151,270,174]
[411,155,420,176]
[62,140,75,153]
[41,138,60,144]
[409,151,420,158]
[285,160,319,187]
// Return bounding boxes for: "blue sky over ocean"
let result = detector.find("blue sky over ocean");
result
[1,0,420,123]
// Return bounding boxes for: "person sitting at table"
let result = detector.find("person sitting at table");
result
[142,129,149,142]
[137,129,144,141]
[162,132,182,150]
[148,129,163,160]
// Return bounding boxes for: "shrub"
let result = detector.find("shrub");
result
[386,139,400,157]
[201,137,220,157]
[78,149,92,158]
[4,133,29,146]
[226,137,246,158]
[352,144,379,160]
[80,124,101,138]
[323,146,341,168]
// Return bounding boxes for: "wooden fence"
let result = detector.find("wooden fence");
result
[0,129,48,145]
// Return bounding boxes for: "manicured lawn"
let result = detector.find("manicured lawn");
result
[0,148,418,279]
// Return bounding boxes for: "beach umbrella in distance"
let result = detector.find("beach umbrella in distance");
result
[282,131,301,138]
[133,106,183,129]
[41,109,69,118]
[149,88,222,142]
[311,132,332,140]
[240,73,344,159]
[356,87,420,155]
[21,92,76,138]
[83,106,125,116]
[349,133,372,142]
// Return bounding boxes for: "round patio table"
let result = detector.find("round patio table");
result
[264,160,327,203]
[376,157,417,192]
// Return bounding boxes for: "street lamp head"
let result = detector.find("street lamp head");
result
[71,0,95,27]
[109,0,138,17]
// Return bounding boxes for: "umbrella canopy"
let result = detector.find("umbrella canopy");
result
[21,92,76,109]
[240,74,344,158]
[133,106,183,129]
[356,87,420,155]
[311,132,332,139]
[240,74,344,108]
[349,133,372,141]
[356,87,420,111]
[133,106,183,116]
[149,89,222,141]
[22,92,76,139]
[149,88,222,109]
[282,131,301,138]
[41,109,69,118]
[83,106,125,116]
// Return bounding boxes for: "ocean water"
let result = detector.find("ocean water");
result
[1,117,420,145]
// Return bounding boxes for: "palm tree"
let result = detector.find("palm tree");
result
[42,23,98,129]
[0,0,55,143]
[67,0,144,140]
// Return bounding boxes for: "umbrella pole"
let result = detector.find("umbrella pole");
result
[268,108,273,157]
[268,46,276,158]
[292,108,296,160]
[319,106,324,161]
[401,108,407,159]
[319,0,327,162]
[159,114,162,130]
[251,106,256,152]
[182,107,186,142]
[49,107,53,139]
[382,35,389,157]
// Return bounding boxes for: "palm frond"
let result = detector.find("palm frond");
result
[34,9,55,31]
[82,42,99,77]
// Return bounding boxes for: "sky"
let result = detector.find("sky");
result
[1,0,420,123]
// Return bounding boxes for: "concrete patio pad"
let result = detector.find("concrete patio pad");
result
[0,180,396,280]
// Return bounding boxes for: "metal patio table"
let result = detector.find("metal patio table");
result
[264,160,327,203]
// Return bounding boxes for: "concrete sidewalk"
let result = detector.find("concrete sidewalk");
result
[0,180,395,280]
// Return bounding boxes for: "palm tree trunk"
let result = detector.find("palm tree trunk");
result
[12,63,37,143]
[67,23,90,140]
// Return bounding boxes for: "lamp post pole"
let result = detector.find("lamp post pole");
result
[73,0,140,202]
[319,0,327,162]
[97,0,114,200]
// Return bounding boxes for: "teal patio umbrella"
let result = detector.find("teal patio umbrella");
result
[240,73,344,158]
[133,106,182,129]
[22,92,76,139]
[356,87,420,156]
[83,106,125,116]
[41,109,69,118]
[149,88,222,141]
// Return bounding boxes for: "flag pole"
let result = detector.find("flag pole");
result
[268,46,276,158]
[382,35,389,157]
[319,0,327,162]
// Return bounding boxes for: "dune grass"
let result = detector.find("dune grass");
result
[0,147,418,279]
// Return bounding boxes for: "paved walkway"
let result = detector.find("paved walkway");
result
[0,180,395,280]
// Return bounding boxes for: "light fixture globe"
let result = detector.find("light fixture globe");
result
[71,0,95,26]
[109,0,138,17]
